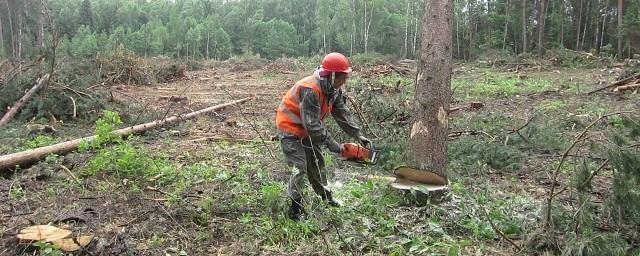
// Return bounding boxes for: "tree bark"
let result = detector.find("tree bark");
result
[363,0,374,54]
[522,0,527,53]
[594,0,601,54]
[0,74,50,127]
[503,0,510,51]
[36,2,44,48]
[537,0,548,57]
[618,0,624,58]
[600,12,606,50]
[560,0,565,47]
[351,0,356,55]
[576,0,583,51]
[409,0,452,178]
[206,31,210,59]
[14,0,21,59]
[404,0,410,58]
[5,0,14,59]
[0,97,254,172]
[581,0,591,50]
[468,0,476,59]
[0,6,3,56]
[456,4,461,57]
[412,1,419,57]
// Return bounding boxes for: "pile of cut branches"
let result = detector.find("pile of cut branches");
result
[359,64,413,78]
[265,57,303,74]
[97,48,185,86]
[97,47,153,85]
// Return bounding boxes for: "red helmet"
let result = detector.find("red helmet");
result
[321,52,352,73]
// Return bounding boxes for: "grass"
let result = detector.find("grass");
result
[454,71,554,99]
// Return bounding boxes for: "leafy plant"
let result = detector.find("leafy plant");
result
[22,135,59,150]
[32,241,63,256]
[80,110,123,150]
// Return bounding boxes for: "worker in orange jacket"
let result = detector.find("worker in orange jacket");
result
[275,52,370,221]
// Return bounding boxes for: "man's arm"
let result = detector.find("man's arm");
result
[299,88,342,153]
[331,91,361,139]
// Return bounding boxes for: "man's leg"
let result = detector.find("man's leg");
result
[280,137,308,220]
[302,138,342,207]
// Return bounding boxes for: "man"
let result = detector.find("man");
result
[275,52,371,221]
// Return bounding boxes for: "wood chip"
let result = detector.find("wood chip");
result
[17,225,72,242]
[51,235,93,252]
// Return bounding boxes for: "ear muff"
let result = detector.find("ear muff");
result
[331,72,336,86]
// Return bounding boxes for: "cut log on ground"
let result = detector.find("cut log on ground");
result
[613,83,640,92]
[0,97,254,172]
[0,74,50,127]
[587,74,640,94]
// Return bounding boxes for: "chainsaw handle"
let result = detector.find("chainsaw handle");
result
[358,136,372,149]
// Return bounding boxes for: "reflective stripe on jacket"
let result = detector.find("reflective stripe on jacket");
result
[276,75,334,138]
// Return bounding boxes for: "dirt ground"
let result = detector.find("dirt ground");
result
[1,59,639,255]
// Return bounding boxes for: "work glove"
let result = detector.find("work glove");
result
[325,138,343,154]
[358,135,372,148]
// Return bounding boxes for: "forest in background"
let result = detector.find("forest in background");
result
[1,0,639,62]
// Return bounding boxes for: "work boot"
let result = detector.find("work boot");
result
[321,192,343,207]
[288,198,305,221]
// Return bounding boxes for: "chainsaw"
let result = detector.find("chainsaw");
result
[340,142,379,165]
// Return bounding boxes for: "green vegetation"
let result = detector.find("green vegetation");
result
[2,0,639,250]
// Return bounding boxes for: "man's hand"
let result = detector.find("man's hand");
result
[358,135,372,148]
[326,138,344,154]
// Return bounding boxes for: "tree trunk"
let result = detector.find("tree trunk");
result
[14,0,21,59]
[5,0,14,59]
[206,31,210,59]
[412,1,419,57]
[0,97,254,172]
[363,0,368,53]
[537,0,548,56]
[323,30,327,54]
[456,5,461,57]
[600,12,606,50]
[618,0,624,58]
[576,0,583,50]
[0,74,50,127]
[35,2,44,48]
[522,0,527,53]
[581,0,591,50]
[409,0,452,178]
[468,0,476,59]
[594,0,601,54]
[404,0,410,58]
[0,7,4,56]
[560,0,565,47]
[351,0,356,55]
[363,0,374,54]
[503,0,510,51]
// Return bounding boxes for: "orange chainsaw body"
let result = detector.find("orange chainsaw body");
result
[341,143,378,164]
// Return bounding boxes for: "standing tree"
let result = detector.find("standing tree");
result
[79,0,94,29]
[522,0,527,53]
[408,0,452,179]
[537,0,549,57]
[618,0,624,58]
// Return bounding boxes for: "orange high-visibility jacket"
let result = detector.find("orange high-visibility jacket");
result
[276,76,333,138]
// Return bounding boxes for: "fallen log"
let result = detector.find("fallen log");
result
[0,74,50,127]
[587,74,640,94]
[613,83,640,92]
[0,96,254,172]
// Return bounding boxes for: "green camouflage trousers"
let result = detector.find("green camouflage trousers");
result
[280,135,332,201]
